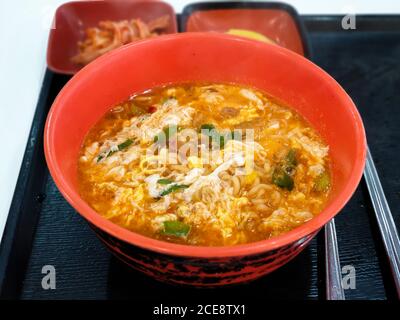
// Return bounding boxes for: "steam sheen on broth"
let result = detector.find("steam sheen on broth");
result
[78,83,331,246]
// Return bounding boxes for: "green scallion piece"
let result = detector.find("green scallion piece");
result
[159,184,189,197]
[314,171,330,192]
[162,221,190,237]
[272,167,294,191]
[118,139,133,150]
[157,178,173,185]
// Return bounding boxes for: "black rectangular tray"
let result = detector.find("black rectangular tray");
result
[1,14,400,300]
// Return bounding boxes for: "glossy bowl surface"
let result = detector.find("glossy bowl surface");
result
[44,32,366,285]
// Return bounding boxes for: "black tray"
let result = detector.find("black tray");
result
[1,13,400,300]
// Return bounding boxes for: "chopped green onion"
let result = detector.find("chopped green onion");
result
[159,184,189,197]
[162,221,190,237]
[106,150,116,158]
[286,149,298,167]
[96,154,105,163]
[118,139,133,150]
[272,167,294,191]
[107,139,133,157]
[271,149,299,190]
[96,138,133,162]
[157,178,173,185]
[314,171,330,192]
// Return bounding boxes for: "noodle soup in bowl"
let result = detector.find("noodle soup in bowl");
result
[45,33,366,286]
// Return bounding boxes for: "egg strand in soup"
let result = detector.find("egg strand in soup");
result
[78,83,331,246]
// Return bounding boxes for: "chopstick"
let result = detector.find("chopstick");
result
[325,219,346,300]
[364,147,400,298]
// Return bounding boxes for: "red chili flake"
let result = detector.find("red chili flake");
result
[148,106,157,113]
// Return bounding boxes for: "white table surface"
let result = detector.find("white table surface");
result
[1,0,399,243]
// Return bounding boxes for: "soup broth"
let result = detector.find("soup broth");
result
[78,83,331,246]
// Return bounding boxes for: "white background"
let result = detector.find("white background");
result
[0,0,399,241]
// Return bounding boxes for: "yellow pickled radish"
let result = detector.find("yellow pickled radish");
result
[226,29,275,44]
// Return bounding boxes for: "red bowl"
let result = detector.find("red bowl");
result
[47,0,177,75]
[44,33,366,286]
